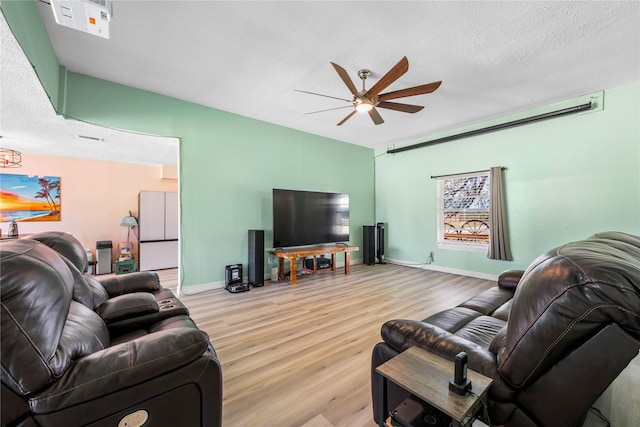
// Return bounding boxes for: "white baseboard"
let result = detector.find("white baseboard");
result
[385,258,499,281]
[179,280,225,295]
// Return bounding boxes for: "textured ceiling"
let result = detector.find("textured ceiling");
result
[2,1,639,165]
[0,13,178,165]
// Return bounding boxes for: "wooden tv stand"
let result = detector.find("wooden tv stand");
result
[269,245,359,285]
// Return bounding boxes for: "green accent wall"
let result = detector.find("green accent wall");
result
[375,83,640,275]
[62,73,374,288]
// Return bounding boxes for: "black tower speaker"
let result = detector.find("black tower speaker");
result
[248,229,264,287]
[376,222,386,264]
[363,225,375,266]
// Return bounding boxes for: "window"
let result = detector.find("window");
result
[437,172,490,251]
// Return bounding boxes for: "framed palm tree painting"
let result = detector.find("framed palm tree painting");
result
[0,174,61,222]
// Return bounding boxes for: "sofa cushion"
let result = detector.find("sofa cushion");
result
[420,307,480,332]
[489,326,508,355]
[84,273,111,307]
[54,301,110,373]
[491,299,512,322]
[458,287,515,316]
[454,315,506,349]
[59,252,97,309]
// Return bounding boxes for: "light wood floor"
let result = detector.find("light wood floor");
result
[158,263,496,427]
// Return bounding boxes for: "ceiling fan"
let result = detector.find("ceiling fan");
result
[296,56,442,126]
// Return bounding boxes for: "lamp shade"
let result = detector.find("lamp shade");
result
[120,212,138,244]
[120,216,138,227]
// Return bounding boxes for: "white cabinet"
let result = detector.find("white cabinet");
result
[139,241,178,271]
[139,191,178,271]
[164,192,179,239]
[139,191,166,241]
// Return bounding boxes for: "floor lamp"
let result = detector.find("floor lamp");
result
[120,211,138,255]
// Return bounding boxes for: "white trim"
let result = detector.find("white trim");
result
[438,241,488,253]
[179,280,225,295]
[385,257,499,281]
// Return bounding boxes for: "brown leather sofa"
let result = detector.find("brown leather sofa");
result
[371,231,640,427]
[1,234,222,427]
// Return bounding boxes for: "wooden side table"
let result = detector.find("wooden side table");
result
[375,346,493,427]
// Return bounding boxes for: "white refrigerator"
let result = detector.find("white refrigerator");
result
[138,191,179,271]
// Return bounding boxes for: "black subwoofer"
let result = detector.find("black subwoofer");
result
[363,225,376,266]
[248,229,264,287]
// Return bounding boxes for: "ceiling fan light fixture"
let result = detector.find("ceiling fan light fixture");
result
[355,101,373,112]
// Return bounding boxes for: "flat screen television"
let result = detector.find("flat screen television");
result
[272,189,349,248]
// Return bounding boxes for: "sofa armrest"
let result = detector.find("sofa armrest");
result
[95,292,159,324]
[97,271,161,296]
[497,270,524,291]
[29,327,210,413]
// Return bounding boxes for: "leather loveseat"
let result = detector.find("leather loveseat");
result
[371,231,640,427]
[1,233,222,427]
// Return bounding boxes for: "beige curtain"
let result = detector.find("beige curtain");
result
[488,166,512,260]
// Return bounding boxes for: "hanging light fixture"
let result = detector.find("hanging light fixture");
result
[0,148,22,168]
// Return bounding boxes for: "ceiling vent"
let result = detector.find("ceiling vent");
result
[50,0,111,39]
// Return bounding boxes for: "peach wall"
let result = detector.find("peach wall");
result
[0,152,177,262]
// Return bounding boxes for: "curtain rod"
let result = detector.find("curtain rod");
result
[430,167,506,179]
[388,101,593,155]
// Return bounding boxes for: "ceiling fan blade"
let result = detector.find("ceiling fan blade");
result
[365,56,409,98]
[337,110,357,126]
[377,101,424,113]
[368,107,384,125]
[330,62,359,97]
[294,89,352,103]
[305,105,354,115]
[378,81,442,102]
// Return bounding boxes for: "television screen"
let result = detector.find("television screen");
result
[273,189,349,248]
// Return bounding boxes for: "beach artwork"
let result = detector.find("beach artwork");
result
[0,174,61,222]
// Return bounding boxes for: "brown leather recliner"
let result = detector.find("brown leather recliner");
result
[24,231,189,336]
[1,238,222,427]
[371,231,640,427]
